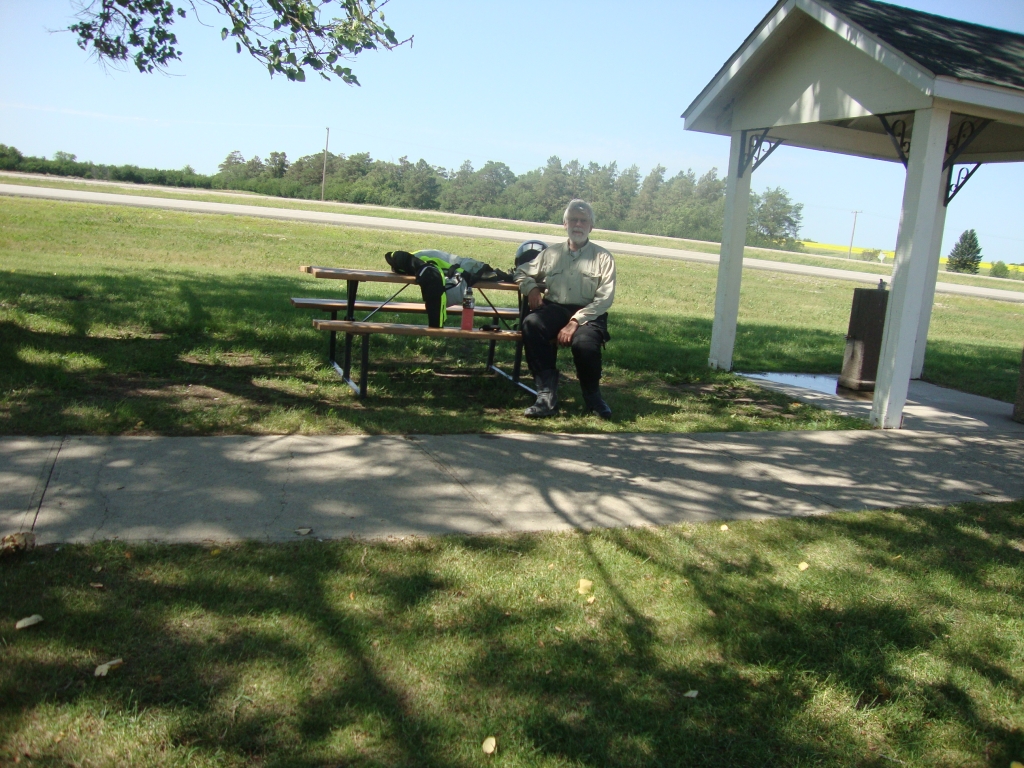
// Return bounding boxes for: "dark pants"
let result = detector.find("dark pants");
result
[522,301,609,391]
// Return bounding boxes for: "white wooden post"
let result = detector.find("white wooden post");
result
[911,166,950,379]
[871,107,951,428]
[709,131,752,370]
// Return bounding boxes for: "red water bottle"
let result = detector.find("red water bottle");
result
[460,286,475,330]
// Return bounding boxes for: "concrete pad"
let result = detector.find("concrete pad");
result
[746,376,1024,434]
[34,435,502,544]
[0,437,62,535]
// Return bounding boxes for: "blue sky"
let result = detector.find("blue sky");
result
[1,0,1022,261]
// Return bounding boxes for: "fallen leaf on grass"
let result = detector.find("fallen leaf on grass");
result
[577,579,593,595]
[586,595,596,604]
[295,528,312,536]
[482,736,497,755]
[1009,762,1023,768]
[720,524,729,531]
[93,566,103,573]
[554,626,564,633]
[15,615,43,630]
[124,551,132,560]
[349,592,355,600]
[547,563,555,570]
[210,549,221,556]
[1,532,36,557]
[94,659,123,677]
[683,690,699,698]
[798,562,810,571]
[89,583,104,589]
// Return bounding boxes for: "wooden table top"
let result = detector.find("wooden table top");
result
[300,265,519,291]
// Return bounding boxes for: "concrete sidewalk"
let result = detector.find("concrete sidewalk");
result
[2,379,1021,545]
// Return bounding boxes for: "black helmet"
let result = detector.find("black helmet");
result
[514,240,548,267]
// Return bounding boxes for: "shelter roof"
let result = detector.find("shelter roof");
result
[824,0,1024,93]
[682,0,1024,164]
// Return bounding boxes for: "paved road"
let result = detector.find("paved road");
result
[3,182,1023,304]
[2,382,1020,544]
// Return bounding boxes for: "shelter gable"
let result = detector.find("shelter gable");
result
[732,16,931,131]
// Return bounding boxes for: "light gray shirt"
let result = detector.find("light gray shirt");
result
[515,240,616,325]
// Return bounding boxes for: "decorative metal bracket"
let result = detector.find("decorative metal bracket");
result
[945,163,982,206]
[737,128,784,177]
[877,114,911,168]
[943,117,992,170]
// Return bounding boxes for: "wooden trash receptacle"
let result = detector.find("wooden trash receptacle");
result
[838,283,888,391]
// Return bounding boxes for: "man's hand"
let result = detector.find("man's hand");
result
[528,287,543,310]
[557,319,579,346]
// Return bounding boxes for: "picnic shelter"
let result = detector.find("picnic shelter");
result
[682,0,1024,427]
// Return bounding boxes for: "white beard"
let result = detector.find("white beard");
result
[568,230,589,247]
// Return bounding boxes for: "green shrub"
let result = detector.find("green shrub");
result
[989,260,1010,278]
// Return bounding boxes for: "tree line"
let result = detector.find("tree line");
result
[0,143,805,248]
[0,145,212,189]
[216,149,804,248]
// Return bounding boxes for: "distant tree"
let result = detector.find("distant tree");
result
[989,260,1009,278]
[748,186,803,247]
[0,144,24,170]
[244,155,265,177]
[630,164,666,226]
[265,152,289,178]
[437,160,475,213]
[218,150,245,173]
[946,229,982,274]
[534,157,571,223]
[53,151,78,162]
[399,159,443,210]
[68,0,411,84]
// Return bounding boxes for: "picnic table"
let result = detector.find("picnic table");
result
[295,266,533,398]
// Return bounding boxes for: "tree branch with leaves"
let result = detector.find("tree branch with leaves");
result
[68,0,411,84]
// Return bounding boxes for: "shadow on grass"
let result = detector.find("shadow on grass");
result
[1,268,1013,435]
[2,502,1023,766]
[0,269,866,435]
[920,340,1021,403]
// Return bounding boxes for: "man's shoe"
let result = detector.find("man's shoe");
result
[582,388,612,420]
[524,370,559,418]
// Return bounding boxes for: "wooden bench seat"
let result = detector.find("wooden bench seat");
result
[291,297,519,320]
[313,319,522,340]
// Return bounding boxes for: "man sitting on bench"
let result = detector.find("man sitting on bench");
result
[515,199,616,420]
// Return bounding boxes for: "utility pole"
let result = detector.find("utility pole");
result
[847,210,862,259]
[320,127,330,202]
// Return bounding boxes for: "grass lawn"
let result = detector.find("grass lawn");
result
[3,501,1023,767]
[5,173,1022,295]
[2,196,1022,436]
